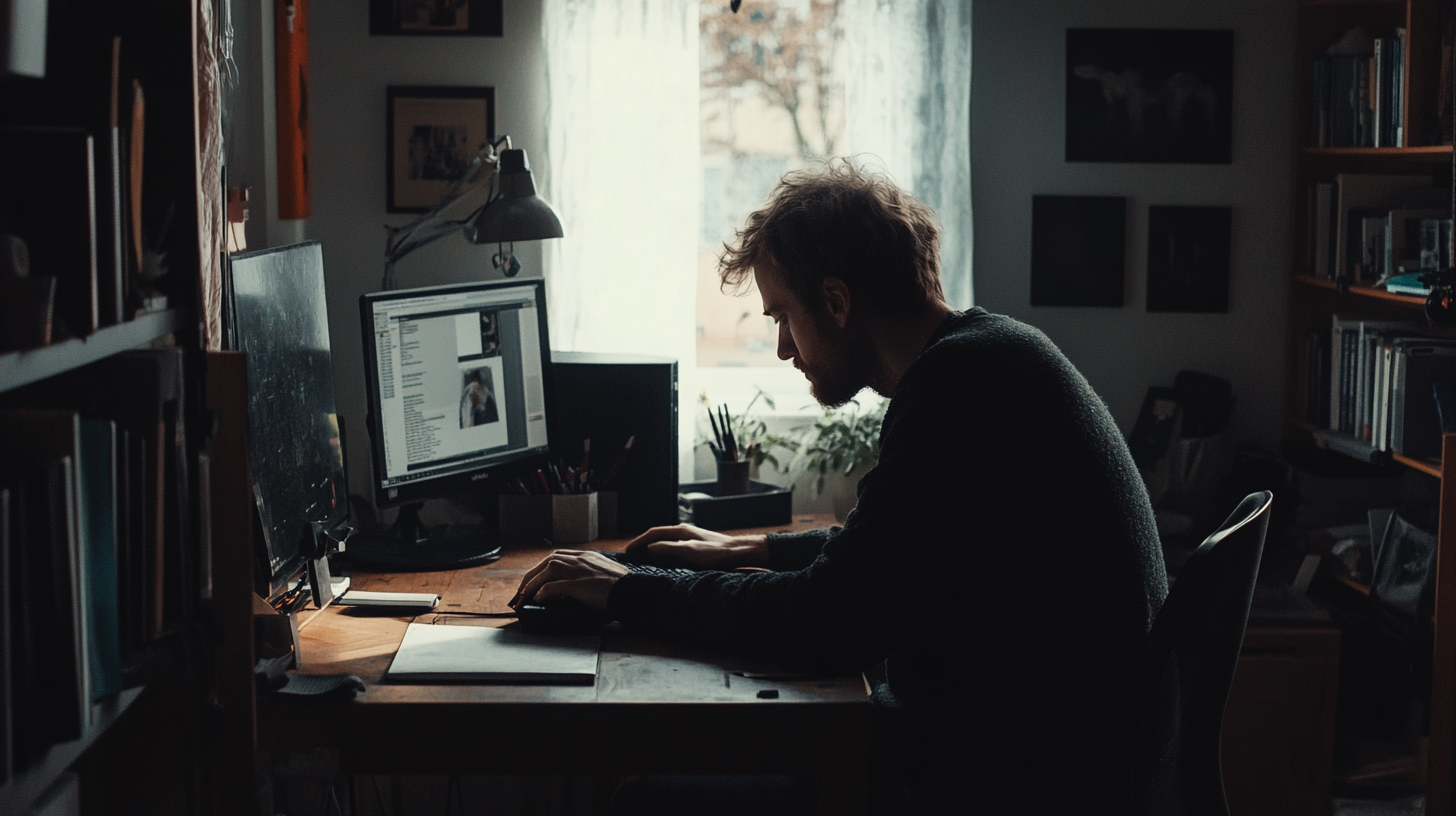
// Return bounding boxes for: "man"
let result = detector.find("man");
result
[512,159,1167,812]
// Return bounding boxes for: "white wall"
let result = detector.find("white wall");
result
[972,0,1297,451]
[299,0,550,506]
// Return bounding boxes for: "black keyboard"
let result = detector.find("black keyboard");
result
[601,551,699,579]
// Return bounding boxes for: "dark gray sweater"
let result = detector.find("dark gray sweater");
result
[608,309,1167,811]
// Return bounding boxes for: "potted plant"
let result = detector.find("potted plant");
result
[785,397,887,519]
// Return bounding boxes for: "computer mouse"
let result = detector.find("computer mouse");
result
[515,595,613,635]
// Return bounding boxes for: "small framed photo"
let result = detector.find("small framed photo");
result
[370,0,503,37]
[386,86,495,213]
[1146,205,1233,313]
[1031,195,1127,308]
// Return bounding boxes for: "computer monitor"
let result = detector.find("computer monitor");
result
[225,241,349,602]
[350,278,554,569]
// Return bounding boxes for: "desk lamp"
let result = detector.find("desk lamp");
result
[382,135,563,290]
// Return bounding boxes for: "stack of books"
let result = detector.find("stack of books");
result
[1306,316,1456,464]
[0,348,187,782]
[1310,27,1406,149]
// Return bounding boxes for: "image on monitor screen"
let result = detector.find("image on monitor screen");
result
[351,278,553,569]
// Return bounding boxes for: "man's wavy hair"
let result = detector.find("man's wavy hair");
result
[718,158,944,315]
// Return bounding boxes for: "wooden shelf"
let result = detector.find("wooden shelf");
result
[1290,419,1443,478]
[1293,275,1428,306]
[1395,452,1444,479]
[0,310,180,394]
[1302,0,1404,6]
[0,687,145,815]
[1303,145,1454,159]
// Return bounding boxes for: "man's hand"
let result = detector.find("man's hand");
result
[510,550,630,610]
[624,524,770,569]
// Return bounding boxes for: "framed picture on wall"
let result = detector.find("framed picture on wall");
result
[1146,205,1233,313]
[1030,195,1127,307]
[386,86,495,213]
[370,0,503,37]
[1066,28,1234,164]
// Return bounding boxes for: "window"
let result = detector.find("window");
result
[543,0,970,466]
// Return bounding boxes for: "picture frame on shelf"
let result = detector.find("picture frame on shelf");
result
[370,0,503,37]
[385,86,495,214]
[1030,194,1127,308]
[1066,28,1234,164]
[1146,205,1233,313]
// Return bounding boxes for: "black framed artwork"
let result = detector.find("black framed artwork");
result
[386,86,495,214]
[370,0,503,37]
[1030,195,1127,308]
[1146,205,1233,313]
[1066,28,1234,164]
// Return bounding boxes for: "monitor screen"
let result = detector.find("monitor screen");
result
[227,240,347,599]
[360,279,553,508]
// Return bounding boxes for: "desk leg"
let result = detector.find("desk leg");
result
[812,711,870,816]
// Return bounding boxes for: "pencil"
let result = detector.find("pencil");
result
[603,435,634,490]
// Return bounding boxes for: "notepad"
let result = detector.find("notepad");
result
[385,623,600,684]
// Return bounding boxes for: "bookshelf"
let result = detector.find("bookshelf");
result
[0,308,181,392]
[0,1,216,814]
[1291,0,1456,812]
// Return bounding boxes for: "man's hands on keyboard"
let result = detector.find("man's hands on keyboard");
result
[623,523,770,569]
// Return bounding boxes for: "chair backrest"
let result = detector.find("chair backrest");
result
[1129,490,1273,816]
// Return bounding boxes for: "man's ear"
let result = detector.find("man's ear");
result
[821,277,851,328]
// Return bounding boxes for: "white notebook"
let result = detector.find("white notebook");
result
[385,623,600,684]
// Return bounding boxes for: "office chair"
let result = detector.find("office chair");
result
[1128,490,1273,816]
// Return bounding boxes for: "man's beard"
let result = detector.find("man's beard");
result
[799,331,869,408]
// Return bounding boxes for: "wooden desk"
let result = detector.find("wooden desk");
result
[255,515,870,815]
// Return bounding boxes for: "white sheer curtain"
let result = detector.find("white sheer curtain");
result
[541,0,701,471]
[844,0,973,308]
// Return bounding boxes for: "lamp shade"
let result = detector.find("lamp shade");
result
[466,148,564,244]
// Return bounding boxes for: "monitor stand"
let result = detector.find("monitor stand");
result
[338,502,504,571]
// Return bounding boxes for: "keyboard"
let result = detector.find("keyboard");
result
[601,551,699,579]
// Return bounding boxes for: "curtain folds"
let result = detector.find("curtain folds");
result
[844,0,973,308]
[542,0,701,469]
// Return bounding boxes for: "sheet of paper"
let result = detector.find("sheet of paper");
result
[385,623,599,684]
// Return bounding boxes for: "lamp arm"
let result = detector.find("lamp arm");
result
[380,135,513,290]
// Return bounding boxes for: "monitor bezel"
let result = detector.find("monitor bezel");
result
[359,277,555,509]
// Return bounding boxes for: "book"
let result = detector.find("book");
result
[0,411,89,746]
[1312,183,1333,278]
[78,419,123,702]
[385,623,599,684]
[0,486,10,783]
[1391,339,1456,462]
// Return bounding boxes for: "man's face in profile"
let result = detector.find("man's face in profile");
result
[754,263,865,407]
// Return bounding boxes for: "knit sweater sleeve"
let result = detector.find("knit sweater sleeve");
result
[766,527,837,571]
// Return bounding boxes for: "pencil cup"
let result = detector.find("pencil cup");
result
[597,491,618,537]
[552,492,599,544]
[716,459,751,495]
[498,494,553,540]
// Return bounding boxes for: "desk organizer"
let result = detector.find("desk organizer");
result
[499,492,601,544]
[678,480,793,530]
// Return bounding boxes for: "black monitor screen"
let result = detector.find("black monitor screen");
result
[360,279,552,507]
[227,241,347,598]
